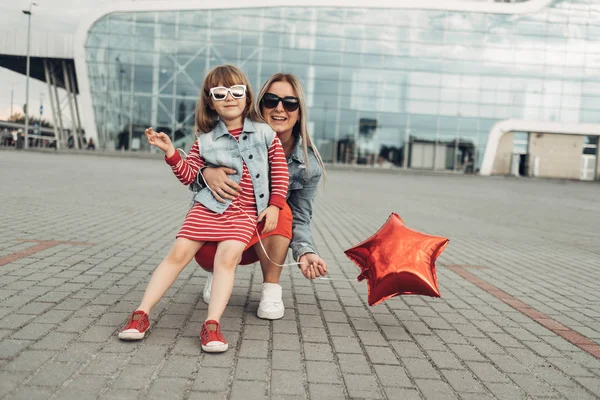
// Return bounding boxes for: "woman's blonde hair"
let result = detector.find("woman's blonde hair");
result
[256,73,325,174]
[195,65,262,133]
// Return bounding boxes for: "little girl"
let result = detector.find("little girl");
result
[118,65,289,353]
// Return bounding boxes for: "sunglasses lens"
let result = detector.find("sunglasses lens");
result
[282,99,300,112]
[212,88,227,100]
[262,93,279,109]
[262,93,300,111]
[230,85,246,98]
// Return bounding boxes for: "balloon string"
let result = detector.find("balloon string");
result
[177,148,301,269]
[316,277,348,281]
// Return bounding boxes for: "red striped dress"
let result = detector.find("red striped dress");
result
[164,127,289,245]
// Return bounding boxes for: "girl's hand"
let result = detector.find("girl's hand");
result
[145,127,174,156]
[203,166,241,203]
[258,205,279,234]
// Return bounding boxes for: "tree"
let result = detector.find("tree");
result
[8,112,53,128]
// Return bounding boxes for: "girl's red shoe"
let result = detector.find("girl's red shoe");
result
[118,310,150,340]
[200,320,228,352]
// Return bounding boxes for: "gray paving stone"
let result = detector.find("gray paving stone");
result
[272,349,302,371]
[55,342,103,363]
[365,345,400,365]
[9,386,56,400]
[308,383,346,399]
[383,386,422,399]
[80,353,129,376]
[98,388,139,399]
[234,358,268,381]
[331,336,363,354]
[193,366,230,392]
[427,350,465,370]
[238,339,268,359]
[60,374,111,394]
[402,357,442,379]
[373,364,413,388]
[303,342,334,361]
[146,377,189,400]
[112,364,157,389]
[159,355,198,378]
[305,361,342,384]
[508,373,561,398]
[441,369,487,393]
[4,350,55,372]
[29,361,80,387]
[344,373,385,399]
[271,370,306,396]
[338,353,372,374]
[230,380,268,400]
[415,378,459,400]
[0,339,31,359]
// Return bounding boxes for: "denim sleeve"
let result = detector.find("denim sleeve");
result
[288,168,322,261]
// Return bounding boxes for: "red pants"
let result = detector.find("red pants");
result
[194,202,293,271]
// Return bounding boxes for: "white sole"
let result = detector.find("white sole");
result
[118,330,146,340]
[257,306,284,320]
[202,342,228,353]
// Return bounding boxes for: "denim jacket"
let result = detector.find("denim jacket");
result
[192,118,277,216]
[287,136,323,261]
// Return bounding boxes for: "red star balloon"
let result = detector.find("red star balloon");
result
[344,213,449,306]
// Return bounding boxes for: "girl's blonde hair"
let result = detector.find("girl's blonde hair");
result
[256,73,325,174]
[195,65,262,133]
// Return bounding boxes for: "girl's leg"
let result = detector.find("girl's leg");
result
[253,234,291,284]
[206,240,246,322]
[137,238,204,314]
[253,234,290,320]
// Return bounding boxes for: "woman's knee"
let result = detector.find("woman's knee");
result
[257,235,290,267]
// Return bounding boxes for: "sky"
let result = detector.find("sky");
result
[0,0,124,121]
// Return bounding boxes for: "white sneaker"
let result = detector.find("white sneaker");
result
[257,283,284,320]
[203,273,212,305]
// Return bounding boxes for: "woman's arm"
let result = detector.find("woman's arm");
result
[287,168,321,261]
[201,167,241,202]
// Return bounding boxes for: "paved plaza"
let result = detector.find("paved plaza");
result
[1,149,600,400]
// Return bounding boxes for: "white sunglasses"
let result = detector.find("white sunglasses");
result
[209,85,247,101]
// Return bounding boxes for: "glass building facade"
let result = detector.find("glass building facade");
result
[84,1,600,171]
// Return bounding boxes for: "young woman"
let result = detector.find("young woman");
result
[195,73,327,320]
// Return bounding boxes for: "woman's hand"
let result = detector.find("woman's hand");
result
[299,253,327,280]
[203,166,241,203]
[258,205,279,234]
[145,128,174,156]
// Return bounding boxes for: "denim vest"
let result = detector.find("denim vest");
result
[192,118,276,215]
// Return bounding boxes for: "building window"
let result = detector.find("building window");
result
[513,132,529,154]
[583,136,598,155]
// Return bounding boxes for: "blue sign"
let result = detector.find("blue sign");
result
[40,105,43,116]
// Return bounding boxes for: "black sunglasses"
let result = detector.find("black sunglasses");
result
[261,92,300,112]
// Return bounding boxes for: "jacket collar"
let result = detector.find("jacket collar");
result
[289,134,305,164]
[212,117,257,139]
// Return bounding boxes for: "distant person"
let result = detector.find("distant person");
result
[87,137,96,150]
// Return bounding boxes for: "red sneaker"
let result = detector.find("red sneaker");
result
[200,320,228,352]
[118,310,150,340]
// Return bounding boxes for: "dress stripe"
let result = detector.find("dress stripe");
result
[167,127,288,245]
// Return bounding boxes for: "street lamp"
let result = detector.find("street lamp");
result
[22,2,37,149]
